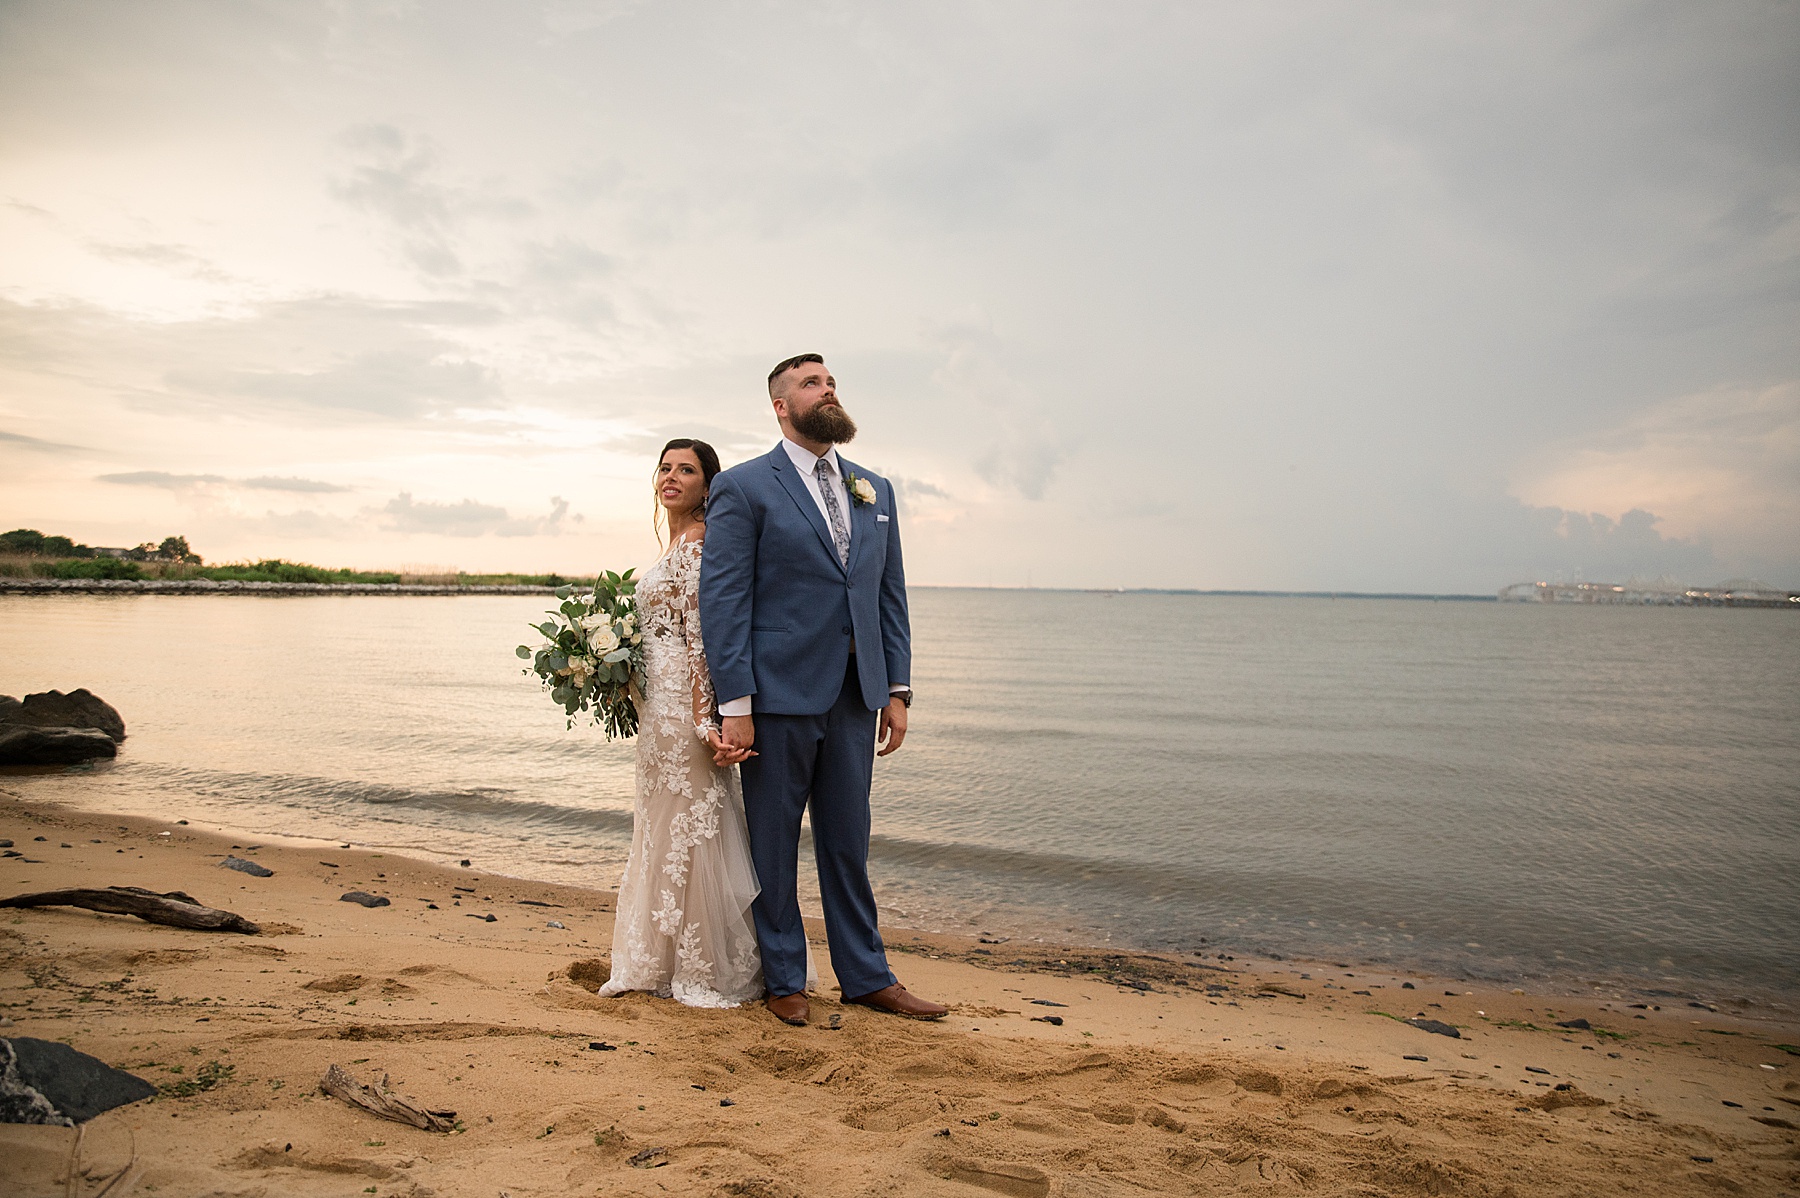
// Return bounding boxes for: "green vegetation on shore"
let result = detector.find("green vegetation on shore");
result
[1,528,592,588]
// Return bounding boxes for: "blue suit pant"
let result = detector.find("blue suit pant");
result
[739,659,897,999]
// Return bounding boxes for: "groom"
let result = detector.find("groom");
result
[700,353,947,1027]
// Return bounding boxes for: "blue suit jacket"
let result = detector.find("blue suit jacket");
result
[699,444,911,715]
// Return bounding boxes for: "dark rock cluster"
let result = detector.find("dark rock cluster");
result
[0,689,125,765]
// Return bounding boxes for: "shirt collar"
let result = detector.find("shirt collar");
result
[780,436,840,476]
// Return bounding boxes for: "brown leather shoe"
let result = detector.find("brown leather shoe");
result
[766,991,809,1026]
[843,982,947,1021]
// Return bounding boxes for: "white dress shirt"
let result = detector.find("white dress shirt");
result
[717,437,902,718]
[779,437,853,545]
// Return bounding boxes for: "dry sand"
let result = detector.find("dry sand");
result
[1,797,1796,1197]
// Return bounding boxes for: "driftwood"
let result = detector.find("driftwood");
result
[319,1064,456,1132]
[0,886,260,934]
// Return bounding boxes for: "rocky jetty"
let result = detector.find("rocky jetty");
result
[0,689,125,765]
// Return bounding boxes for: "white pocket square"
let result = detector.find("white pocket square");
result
[876,514,890,522]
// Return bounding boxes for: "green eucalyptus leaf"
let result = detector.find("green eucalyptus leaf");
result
[536,621,557,637]
[515,645,532,659]
[604,648,631,663]
[554,585,573,599]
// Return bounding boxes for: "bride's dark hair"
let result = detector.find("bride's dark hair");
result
[653,437,722,546]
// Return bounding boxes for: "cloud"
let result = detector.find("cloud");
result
[0,295,509,424]
[240,475,352,493]
[90,240,233,283]
[247,509,358,539]
[1,429,85,453]
[1513,382,1799,575]
[884,472,953,515]
[497,495,579,538]
[98,470,349,493]
[1502,504,1718,585]
[379,493,577,538]
[98,470,228,488]
[515,236,620,327]
[928,324,1067,501]
[332,124,532,278]
[171,349,501,417]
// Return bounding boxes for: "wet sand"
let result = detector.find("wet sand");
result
[2,797,1796,1196]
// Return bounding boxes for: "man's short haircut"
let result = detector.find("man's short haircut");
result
[767,353,825,395]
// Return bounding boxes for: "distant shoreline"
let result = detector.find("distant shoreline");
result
[0,577,1502,600]
[921,579,1497,593]
[11,579,1790,605]
[0,577,559,596]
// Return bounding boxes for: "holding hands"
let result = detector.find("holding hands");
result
[708,722,757,767]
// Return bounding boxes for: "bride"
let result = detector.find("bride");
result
[599,438,764,1007]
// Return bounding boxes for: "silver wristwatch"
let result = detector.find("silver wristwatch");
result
[891,688,913,708]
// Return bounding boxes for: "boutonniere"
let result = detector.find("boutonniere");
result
[845,470,877,507]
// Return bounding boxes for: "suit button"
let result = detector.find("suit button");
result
[841,626,851,634]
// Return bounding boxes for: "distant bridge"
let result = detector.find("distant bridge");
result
[1498,581,1799,608]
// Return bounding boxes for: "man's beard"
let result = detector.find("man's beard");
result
[791,399,857,444]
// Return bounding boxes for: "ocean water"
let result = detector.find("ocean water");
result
[2,589,1796,1000]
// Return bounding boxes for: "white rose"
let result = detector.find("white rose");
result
[852,477,877,506]
[587,624,620,654]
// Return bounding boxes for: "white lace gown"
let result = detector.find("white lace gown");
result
[599,536,764,1007]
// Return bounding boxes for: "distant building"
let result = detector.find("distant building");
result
[1498,581,1798,608]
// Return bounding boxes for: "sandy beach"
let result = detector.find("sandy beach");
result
[2,796,1796,1197]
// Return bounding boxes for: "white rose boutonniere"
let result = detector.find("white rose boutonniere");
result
[846,471,877,507]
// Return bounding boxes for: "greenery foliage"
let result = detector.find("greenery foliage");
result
[517,572,644,739]
[3,527,200,562]
[50,557,145,579]
[160,1058,235,1098]
[4,527,595,588]
[3,528,98,557]
[189,560,402,584]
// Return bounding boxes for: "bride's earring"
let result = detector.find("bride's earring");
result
[694,492,708,520]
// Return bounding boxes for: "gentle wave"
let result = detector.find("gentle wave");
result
[124,763,638,838]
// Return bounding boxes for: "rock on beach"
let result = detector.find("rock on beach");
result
[0,689,126,742]
[0,1037,157,1125]
[0,726,118,765]
[0,689,127,765]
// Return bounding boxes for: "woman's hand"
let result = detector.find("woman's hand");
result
[706,726,756,767]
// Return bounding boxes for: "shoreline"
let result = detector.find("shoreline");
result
[3,796,1796,1195]
[16,771,1791,1016]
[0,578,561,596]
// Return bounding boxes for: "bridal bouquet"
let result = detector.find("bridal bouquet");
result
[516,571,644,739]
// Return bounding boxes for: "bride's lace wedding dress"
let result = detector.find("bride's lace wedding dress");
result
[599,534,763,1007]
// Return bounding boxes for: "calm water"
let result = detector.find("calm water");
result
[2,590,1796,1000]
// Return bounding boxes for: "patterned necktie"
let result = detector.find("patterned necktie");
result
[815,457,850,567]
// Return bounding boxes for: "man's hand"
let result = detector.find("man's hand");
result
[876,696,908,757]
[707,727,756,767]
[722,714,755,753]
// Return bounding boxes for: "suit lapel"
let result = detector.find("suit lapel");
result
[840,455,876,577]
[768,443,846,575]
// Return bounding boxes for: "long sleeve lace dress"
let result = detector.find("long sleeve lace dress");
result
[598,535,763,1007]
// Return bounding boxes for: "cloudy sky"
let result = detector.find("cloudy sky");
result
[2,1,1795,590]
